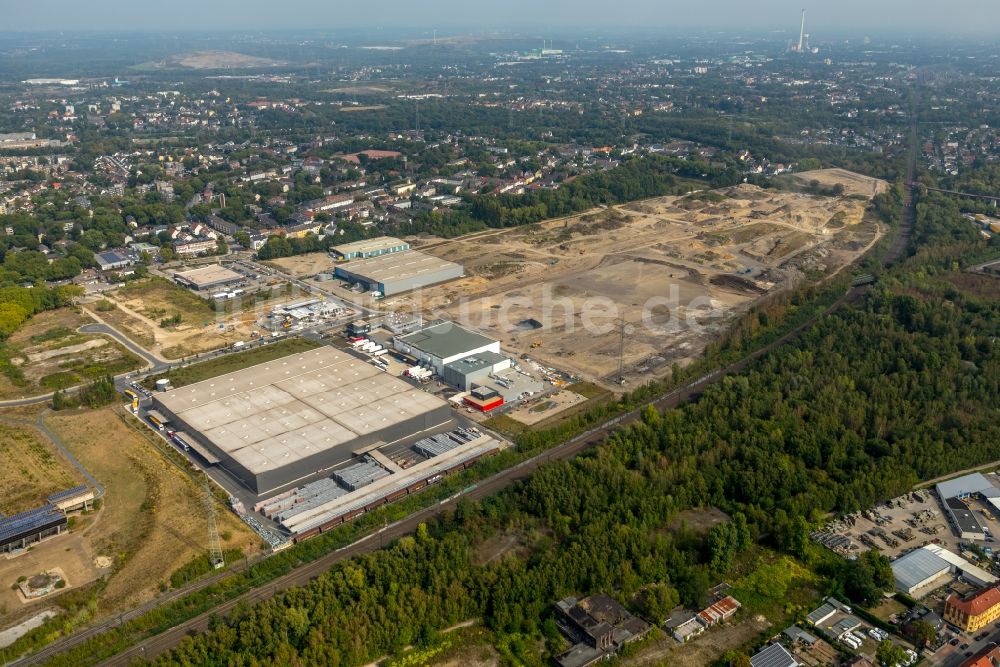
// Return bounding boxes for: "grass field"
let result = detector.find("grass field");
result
[144,337,322,389]
[0,420,83,515]
[565,381,611,400]
[481,414,528,436]
[116,276,216,327]
[46,407,261,611]
[91,303,156,349]
[105,277,288,360]
[0,308,145,400]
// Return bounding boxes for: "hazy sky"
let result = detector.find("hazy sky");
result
[6,0,1000,35]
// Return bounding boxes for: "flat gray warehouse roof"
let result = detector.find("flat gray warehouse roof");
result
[444,350,508,374]
[397,321,497,359]
[174,264,243,289]
[155,347,447,480]
[336,250,461,285]
[330,236,407,256]
[936,472,1000,500]
[891,547,950,592]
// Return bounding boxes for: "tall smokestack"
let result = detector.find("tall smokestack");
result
[798,10,806,52]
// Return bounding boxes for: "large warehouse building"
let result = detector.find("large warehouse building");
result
[935,473,1000,540]
[330,236,410,260]
[0,504,67,553]
[173,264,243,292]
[891,547,952,596]
[891,544,998,597]
[442,351,512,391]
[394,320,500,375]
[334,250,464,296]
[151,347,451,495]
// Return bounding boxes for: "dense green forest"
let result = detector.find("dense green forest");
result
[140,183,1000,667]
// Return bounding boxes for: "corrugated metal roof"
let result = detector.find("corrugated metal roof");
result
[937,473,1000,500]
[892,548,951,591]
[923,544,998,586]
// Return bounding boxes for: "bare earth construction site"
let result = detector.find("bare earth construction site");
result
[396,170,886,387]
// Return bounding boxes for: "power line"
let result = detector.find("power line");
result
[203,478,224,570]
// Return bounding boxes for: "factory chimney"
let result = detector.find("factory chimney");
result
[797,10,806,52]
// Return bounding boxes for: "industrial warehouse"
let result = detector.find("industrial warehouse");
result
[334,250,464,296]
[151,347,452,495]
[173,264,244,292]
[935,473,1000,540]
[330,236,410,260]
[275,427,502,538]
[0,486,93,553]
[393,320,501,374]
[890,544,998,597]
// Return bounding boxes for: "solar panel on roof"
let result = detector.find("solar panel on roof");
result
[750,643,798,667]
[47,485,89,503]
[0,504,66,545]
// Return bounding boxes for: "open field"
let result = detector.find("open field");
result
[669,507,732,535]
[0,531,101,619]
[791,168,888,198]
[144,337,321,389]
[263,253,340,278]
[323,84,395,95]
[505,389,589,426]
[45,407,261,611]
[0,308,145,399]
[340,105,388,113]
[134,50,284,70]
[97,277,271,360]
[116,276,217,327]
[623,620,771,667]
[395,178,883,388]
[0,421,83,516]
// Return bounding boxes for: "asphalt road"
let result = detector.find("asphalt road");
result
[78,323,169,372]
[0,322,168,408]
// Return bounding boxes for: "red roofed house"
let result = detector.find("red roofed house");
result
[959,642,1000,667]
[945,586,1000,632]
[339,149,404,165]
[697,596,741,627]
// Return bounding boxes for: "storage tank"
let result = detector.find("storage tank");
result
[156,378,172,392]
